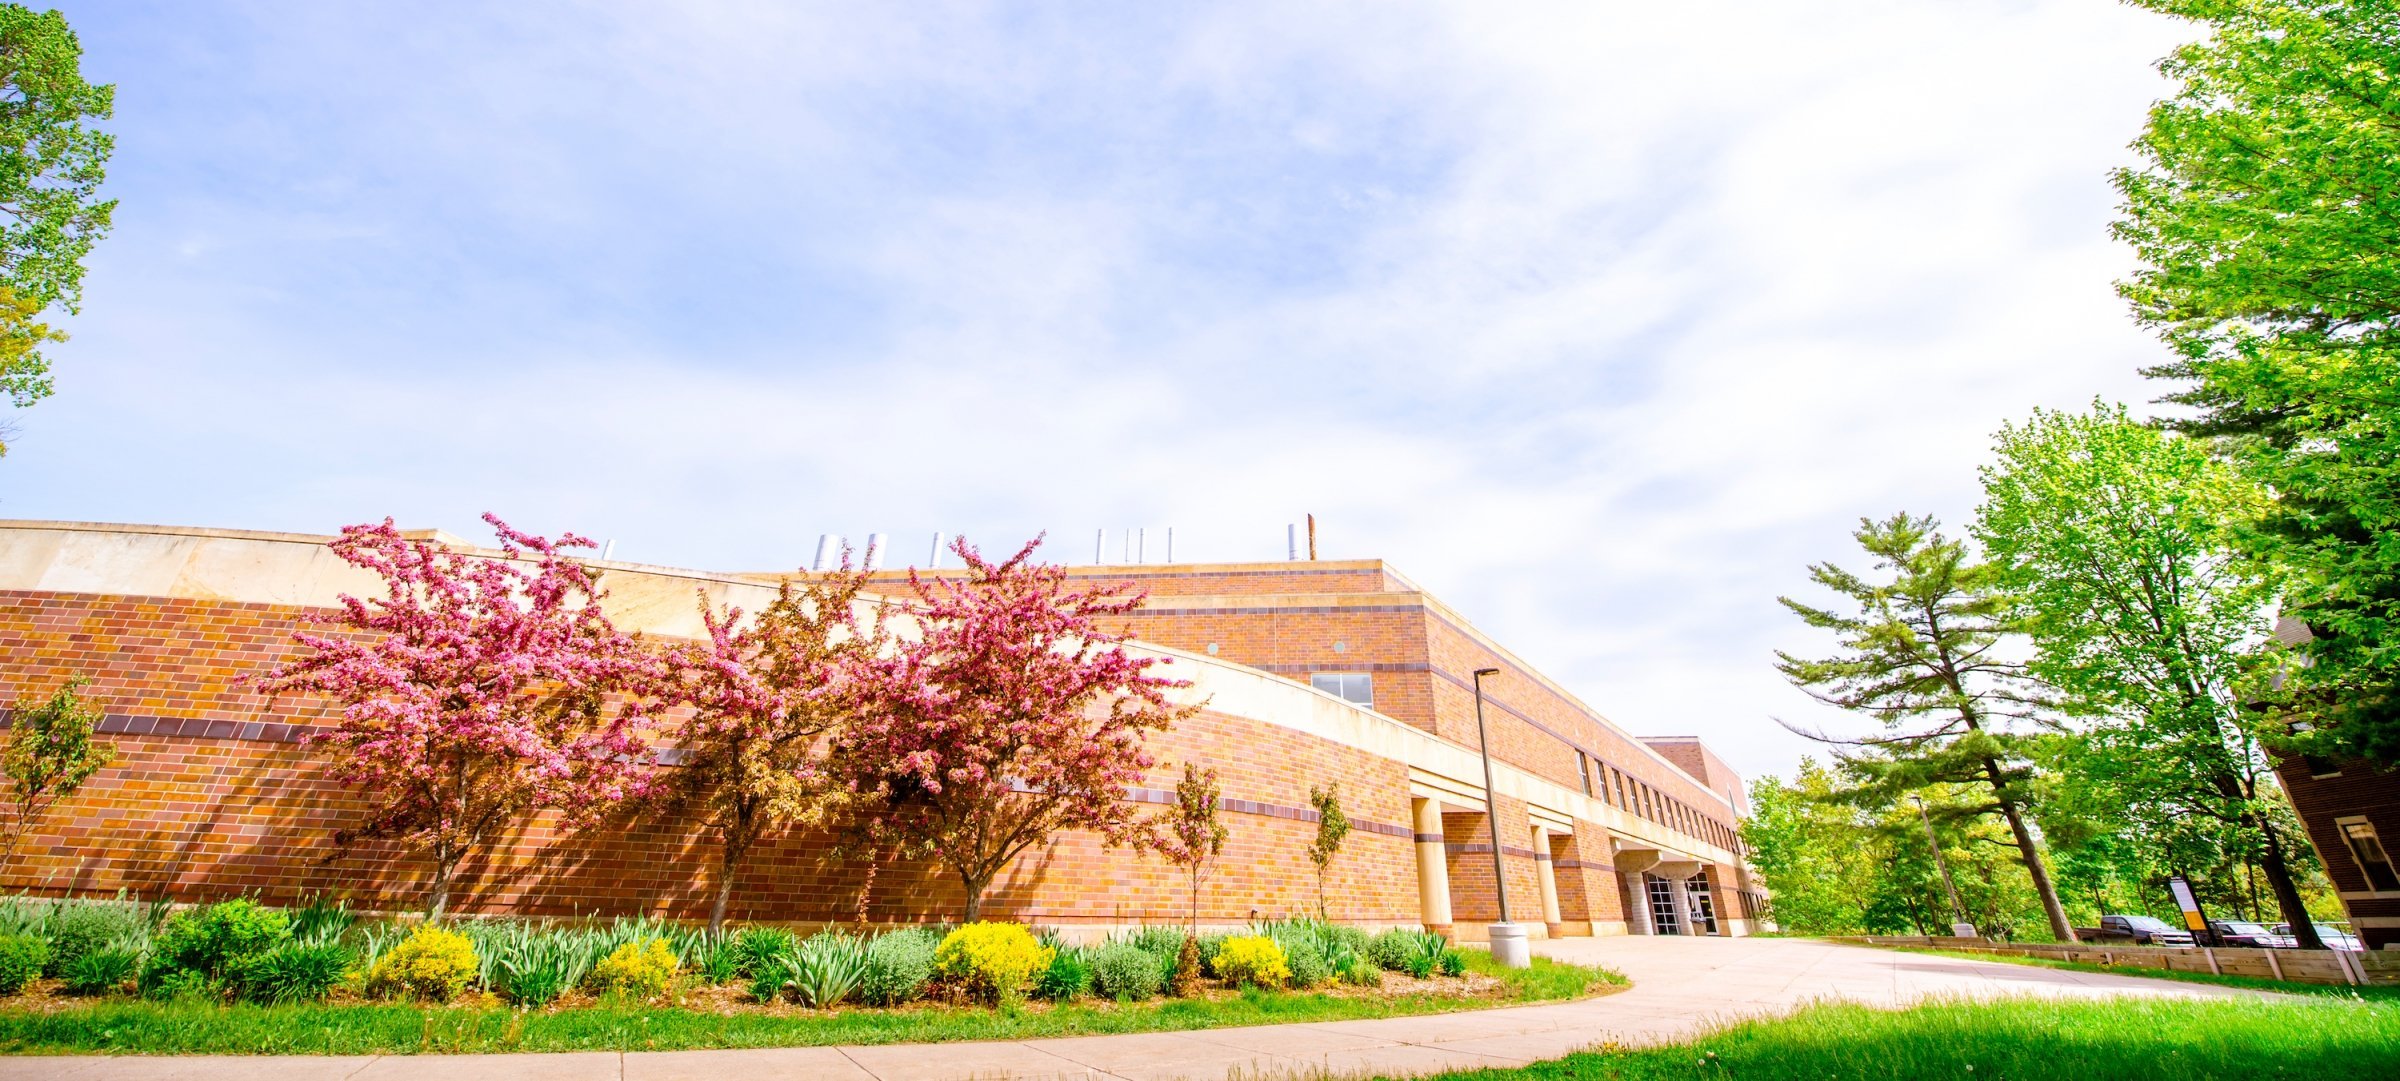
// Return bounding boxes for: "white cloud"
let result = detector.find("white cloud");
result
[11,0,2201,783]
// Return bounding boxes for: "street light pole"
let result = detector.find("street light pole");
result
[1912,794,1969,934]
[1472,667,1529,966]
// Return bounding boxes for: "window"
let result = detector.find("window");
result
[1576,753,1594,797]
[1308,672,1374,707]
[2339,818,2400,891]
[1645,875,1682,935]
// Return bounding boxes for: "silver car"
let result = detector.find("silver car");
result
[2272,922,2363,951]
[2209,920,2298,948]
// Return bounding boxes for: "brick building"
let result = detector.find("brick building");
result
[0,521,1761,940]
[2275,749,2400,949]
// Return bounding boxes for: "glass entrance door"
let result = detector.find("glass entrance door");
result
[1645,874,1682,935]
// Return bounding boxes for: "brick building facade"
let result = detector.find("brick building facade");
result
[0,522,1760,940]
[2273,750,2400,949]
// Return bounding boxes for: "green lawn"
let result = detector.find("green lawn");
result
[1887,945,2400,1002]
[0,952,1618,1055]
[1406,996,2400,1080]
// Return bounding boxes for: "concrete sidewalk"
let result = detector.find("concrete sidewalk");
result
[4,936,2279,1081]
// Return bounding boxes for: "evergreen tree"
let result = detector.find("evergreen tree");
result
[1775,513,2078,942]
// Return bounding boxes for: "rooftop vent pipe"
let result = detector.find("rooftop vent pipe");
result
[928,532,946,568]
[1287,523,1299,561]
[1094,528,1107,564]
[863,533,887,571]
[813,534,841,572]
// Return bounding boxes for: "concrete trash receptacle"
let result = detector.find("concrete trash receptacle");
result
[1489,922,1531,969]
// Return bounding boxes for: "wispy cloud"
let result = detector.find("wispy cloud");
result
[11,0,2196,780]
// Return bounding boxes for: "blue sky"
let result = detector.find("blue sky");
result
[6,1,2197,782]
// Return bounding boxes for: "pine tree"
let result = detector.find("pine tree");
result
[1775,512,2078,942]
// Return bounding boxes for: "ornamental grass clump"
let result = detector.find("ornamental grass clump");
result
[238,941,351,1004]
[934,922,1051,1003]
[1091,943,1164,1000]
[784,932,868,1007]
[38,899,141,977]
[586,937,678,1000]
[365,925,478,1003]
[1210,935,1290,989]
[60,946,137,995]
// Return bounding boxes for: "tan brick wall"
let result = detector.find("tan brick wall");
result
[0,591,1422,928]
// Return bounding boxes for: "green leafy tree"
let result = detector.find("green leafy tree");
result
[1776,513,2079,942]
[1976,402,2330,946]
[2,676,114,867]
[2113,0,2400,762]
[1741,761,1886,934]
[1305,782,1350,920]
[0,6,114,412]
[1152,761,1228,931]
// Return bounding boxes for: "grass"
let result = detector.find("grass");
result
[1885,945,2400,1002]
[0,951,1618,1055]
[1406,996,2400,1080]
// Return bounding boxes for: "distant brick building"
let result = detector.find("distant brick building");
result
[2273,749,2400,949]
[1,521,1760,940]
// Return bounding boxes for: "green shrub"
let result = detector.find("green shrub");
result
[586,937,678,1000]
[60,946,137,995]
[143,967,214,1001]
[748,968,788,1004]
[39,901,140,976]
[1436,947,1467,977]
[858,928,938,1006]
[238,942,351,1004]
[367,925,479,1002]
[1091,943,1163,1000]
[934,922,1051,1003]
[1281,936,1330,988]
[1212,935,1291,989]
[149,899,293,986]
[0,933,48,994]
[1034,947,1093,1002]
[784,932,868,1008]
[1368,927,1446,972]
[1338,954,1383,986]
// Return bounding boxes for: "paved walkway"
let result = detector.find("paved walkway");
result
[7,936,2277,1081]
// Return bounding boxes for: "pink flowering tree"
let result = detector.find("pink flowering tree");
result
[827,535,1193,922]
[254,515,662,918]
[663,558,884,932]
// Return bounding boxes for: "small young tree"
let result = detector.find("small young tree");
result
[664,560,883,933]
[1776,512,2079,943]
[1152,761,1227,932]
[1,676,114,867]
[254,515,663,918]
[1306,783,1351,920]
[828,535,1193,922]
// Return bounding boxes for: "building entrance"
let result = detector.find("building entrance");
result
[1645,874,1682,935]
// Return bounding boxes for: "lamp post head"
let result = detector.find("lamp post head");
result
[1473,667,1500,678]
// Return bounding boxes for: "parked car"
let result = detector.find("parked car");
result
[2075,914,2196,947]
[2272,922,2364,951]
[2207,920,2298,948]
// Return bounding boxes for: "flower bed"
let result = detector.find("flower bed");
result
[0,896,1624,1054]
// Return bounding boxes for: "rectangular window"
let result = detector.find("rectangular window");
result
[1308,672,1373,708]
[2339,818,2400,891]
[1577,753,1594,797]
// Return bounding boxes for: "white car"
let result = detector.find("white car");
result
[2272,922,2363,951]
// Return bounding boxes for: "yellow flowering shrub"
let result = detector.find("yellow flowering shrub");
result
[933,922,1053,1002]
[1211,935,1291,988]
[365,925,478,1002]
[586,937,680,999]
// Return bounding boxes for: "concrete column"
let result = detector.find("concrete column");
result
[1412,797,1452,934]
[1624,872,1654,934]
[1667,874,1696,936]
[1532,825,1563,935]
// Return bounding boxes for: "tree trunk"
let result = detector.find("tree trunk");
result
[961,870,988,923]
[2252,817,2326,950]
[429,850,455,922]
[1990,788,2076,942]
[709,847,739,935]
